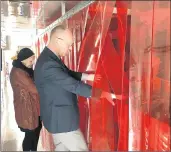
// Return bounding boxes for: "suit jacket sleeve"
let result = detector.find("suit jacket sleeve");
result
[68,70,82,81]
[42,61,92,98]
[62,63,82,81]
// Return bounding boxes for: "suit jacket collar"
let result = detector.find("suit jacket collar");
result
[44,46,60,61]
[44,46,67,69]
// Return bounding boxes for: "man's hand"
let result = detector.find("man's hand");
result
[82,73,101,82]
[100,91,128,105]
[95,74,101,82]
[87,74,101,82]
[87,74,94,81]
[101,91,115,105]
[111,94,122,100]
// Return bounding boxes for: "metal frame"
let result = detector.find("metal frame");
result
[61,1,66,16]
[38,1,131,37]
[38,1,95,37]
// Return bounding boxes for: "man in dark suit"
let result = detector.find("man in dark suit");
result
[34,25,118,151]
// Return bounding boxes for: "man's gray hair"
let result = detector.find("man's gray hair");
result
[50,24,67,38]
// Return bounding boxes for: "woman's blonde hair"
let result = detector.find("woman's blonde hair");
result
[11,51,19,60]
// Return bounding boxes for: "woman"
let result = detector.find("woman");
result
[10,48,42,151]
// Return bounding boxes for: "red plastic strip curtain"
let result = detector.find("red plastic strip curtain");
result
[90,1,129,151]
[62,6,90,144]
[77,1,115,73]
[34,41,38,60]
[129,1,170,151]
[31,1,41,16]
[43,33,48,45]
[68,7,91,142]
[37,7,89,152]
[115,1,129,151]
[33,31,54,152]
[39,32,55,151]
[76,1,115,150]
[37,39,40,57]
[78,2,115,150]
[67,7,89,71]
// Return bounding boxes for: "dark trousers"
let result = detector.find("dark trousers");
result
[21,119,42,151]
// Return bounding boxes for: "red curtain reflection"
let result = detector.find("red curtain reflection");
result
[129,1,170,151]
[76,1,115,150]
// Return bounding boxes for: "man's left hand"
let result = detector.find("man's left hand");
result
[87,74,101,82]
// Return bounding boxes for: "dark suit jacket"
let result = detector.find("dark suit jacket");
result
[34,47,92,133]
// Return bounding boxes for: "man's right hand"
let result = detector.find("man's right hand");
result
[100,91,128,105]
[92,88,128,104]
